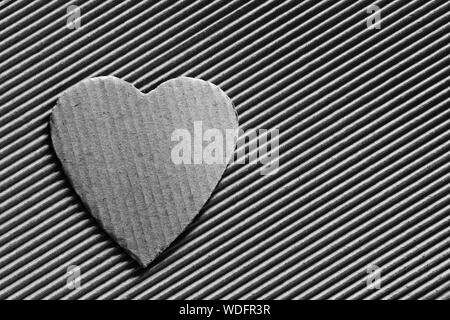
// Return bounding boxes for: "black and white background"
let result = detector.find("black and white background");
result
[0,0,449,301]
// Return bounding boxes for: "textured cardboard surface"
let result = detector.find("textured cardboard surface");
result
[1,1,450,300]
[50,76,238,267]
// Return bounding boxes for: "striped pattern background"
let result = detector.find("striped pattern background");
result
[0,0,449,299]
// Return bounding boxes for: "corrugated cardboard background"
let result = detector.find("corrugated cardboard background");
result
[0,0,449,299]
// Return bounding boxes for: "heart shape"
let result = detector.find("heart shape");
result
[50,76,238,267]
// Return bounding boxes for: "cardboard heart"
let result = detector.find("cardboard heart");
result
[50,76,238,267]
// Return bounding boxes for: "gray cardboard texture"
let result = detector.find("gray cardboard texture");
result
[50,76,238,267]
[2,1,450,300]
